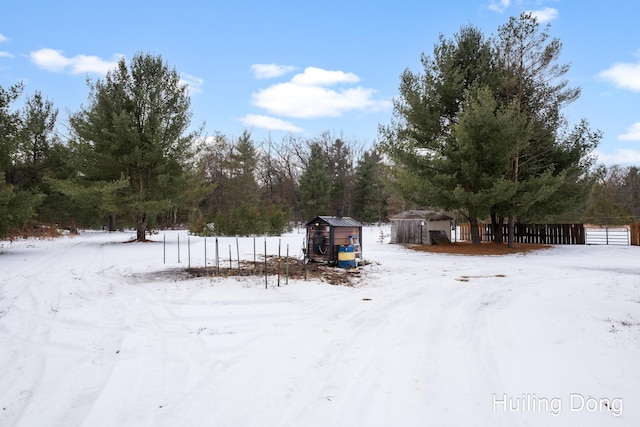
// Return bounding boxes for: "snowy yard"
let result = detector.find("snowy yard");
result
[1,226,639,426]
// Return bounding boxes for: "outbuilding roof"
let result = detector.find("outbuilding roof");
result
[308,216,363,227]
[390,210,453,221]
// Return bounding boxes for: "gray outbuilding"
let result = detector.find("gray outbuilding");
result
[390,210,453,245]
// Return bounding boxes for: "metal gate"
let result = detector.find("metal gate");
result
[585,227,630,245]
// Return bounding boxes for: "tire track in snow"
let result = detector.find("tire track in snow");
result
[200,270,517,427]
[0,235,127,427]
[76,275,246,426]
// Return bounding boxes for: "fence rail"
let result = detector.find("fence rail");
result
[459,223,585,245]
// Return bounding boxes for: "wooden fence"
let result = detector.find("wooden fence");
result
[631,222,640,246]
[459,223,585,245]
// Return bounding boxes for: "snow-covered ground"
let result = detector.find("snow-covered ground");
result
[1,226,639,427]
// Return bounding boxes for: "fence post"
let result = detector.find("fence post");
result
[236,237,240,273]
[215,237,219,275]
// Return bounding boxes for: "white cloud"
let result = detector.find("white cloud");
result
[0,33,8,43]
[594,148,640,166]
[30,48,70,72]
[619,122,640,141]
[240,114,303,132]
[180,73,204,95]
[291,67,359,86]
[598,61,640,92]
[70,54,120,74]
[30,48,121,75]
[0,51,14,58]
[528,7,559,23]
[489,0,511,13]
[251,67,391,119]
[251,63,296,79]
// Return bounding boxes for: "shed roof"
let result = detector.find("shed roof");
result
[308,216,363,227]
[390,210,452,221]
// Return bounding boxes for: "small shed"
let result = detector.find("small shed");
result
[390,210,453,245]
[306,216,363,265]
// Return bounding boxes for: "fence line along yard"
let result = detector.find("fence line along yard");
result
[458,223,638,246]
[159,232,310,287]
[459,223,585,245]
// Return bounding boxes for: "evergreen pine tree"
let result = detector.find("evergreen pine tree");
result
[70,53,201,240]
[298,143,331,220]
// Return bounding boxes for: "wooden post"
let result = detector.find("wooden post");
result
[304,256,307,281]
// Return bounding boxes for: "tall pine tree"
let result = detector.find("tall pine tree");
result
[352,149,387,223]
[494,13,600,246]
[0,83,45,237]
[70,53,201,240]
[298,143,331,220]
[381,17,599,245]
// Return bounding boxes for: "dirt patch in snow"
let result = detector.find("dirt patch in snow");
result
[409,241,552,255]
[183,256,362,286]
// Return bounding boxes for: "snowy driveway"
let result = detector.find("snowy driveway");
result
[1,229,639,426]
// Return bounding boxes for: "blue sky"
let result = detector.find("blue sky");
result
[1,0,639,166]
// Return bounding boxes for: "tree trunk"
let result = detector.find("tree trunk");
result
[469,214,481,246]
[108,213,117,232]
[490,211,504,243]
[507,213,516,248]
[136,213,148,241]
